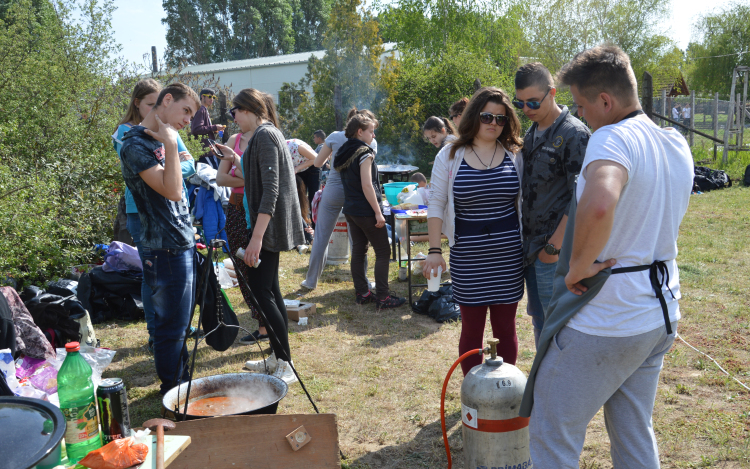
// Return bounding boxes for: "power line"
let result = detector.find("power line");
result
[690,50,747,60]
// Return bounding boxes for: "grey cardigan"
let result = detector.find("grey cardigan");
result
[242,123,304,252]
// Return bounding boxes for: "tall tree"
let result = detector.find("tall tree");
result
[687,2,750,98]
[378,0,526,78]
[162,0,332,65]
[520,0,681,82]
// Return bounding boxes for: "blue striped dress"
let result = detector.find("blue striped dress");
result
[450,154,525,306]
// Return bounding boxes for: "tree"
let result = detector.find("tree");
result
[687,2,750,98]
[162,0,333,66]
[520,0,681,82]
[278,0,386,143]
[378,0,526,78]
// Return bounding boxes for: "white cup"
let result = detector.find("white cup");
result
[427,266,443,292]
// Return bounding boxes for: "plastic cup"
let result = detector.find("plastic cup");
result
[427,266,443,292]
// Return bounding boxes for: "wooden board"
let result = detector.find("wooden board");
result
[138,435,192,468]
[167,414,340,469]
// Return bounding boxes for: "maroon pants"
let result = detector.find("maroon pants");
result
[458,303,518,376]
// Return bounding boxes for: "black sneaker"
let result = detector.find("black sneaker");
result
[356,291,375,304]
[376,294,407,309]
[239,330,270,345]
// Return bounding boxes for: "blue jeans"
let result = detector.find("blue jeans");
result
[525,257,557,344]
[140,245,196,394]
[126,214,155,340]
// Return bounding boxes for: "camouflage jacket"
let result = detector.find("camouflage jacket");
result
[521,106,590,266]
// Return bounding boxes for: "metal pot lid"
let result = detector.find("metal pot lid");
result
[0,396,66,469]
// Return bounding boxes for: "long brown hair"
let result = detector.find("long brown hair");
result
[232,88,273,126]
[118,78,161,128]
[262,92,280,128]
[449,87,523,160]
[296,176,311,224]
[422,116,456,135]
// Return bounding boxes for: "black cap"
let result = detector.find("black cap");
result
[200,88,216,98]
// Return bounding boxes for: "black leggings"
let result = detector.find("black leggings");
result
[245,250,291,362]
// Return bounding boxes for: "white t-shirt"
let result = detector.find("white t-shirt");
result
[567,116,694,337]
[672,107,680,120]
[682,107,691,119]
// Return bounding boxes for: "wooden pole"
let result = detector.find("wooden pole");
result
[334,85,343,131]
[737,93,742,148]
[219,92,228,143]
[689,93,695,147]
[642,72,653,121]
[660,89,666,127]
[713,92,719,160]
[151,46,158,74]
[741,71,748,148]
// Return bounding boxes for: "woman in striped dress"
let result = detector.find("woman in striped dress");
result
[424,87,525,376]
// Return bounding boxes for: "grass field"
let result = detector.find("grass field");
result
[98,184,750,468]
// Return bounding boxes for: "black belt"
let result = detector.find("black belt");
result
[611,260,675,334]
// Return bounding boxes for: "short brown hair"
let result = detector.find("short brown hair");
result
[156,82,199,108]
[556,44,638,106]
[449,87,523,160]
[515,62,554,91]
[344,113,378,139]
[410,172,427,185]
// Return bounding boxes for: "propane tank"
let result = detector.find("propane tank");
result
[326,210,350,265]
[461,339,532,469]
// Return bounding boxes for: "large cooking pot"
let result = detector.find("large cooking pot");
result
[162,373,288,420]
[0,396,66,469]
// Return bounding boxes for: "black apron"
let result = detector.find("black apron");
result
[519,180,675,417]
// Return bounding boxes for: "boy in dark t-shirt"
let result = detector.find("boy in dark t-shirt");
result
[120,83,200,394]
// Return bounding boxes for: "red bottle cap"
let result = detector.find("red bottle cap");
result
[65,342,80,352]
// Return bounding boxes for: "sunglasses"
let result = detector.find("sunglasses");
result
[229,106,239,119]
[479,112,509,126]
[202,94,218,100]
[512,88,551,110]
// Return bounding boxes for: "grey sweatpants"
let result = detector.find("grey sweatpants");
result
[303,179,368,289]
[529,321,677,468]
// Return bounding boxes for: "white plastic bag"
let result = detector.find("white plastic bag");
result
[396,184,418,204]
[215,263,234,289]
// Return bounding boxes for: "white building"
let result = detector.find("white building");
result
[176,43,397,102]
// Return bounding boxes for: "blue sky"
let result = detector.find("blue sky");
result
[111,0,736,66]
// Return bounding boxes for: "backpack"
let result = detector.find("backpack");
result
[693,166,732,192]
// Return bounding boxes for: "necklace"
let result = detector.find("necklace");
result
[472,142,498,169]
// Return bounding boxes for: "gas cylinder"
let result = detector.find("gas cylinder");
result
[326,210,350,265]
[461,339,532,469]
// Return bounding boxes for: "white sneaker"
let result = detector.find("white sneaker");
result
[300,281,314,290]
[273,359,298,385]
[297,245,309,254]
[244,352,278,373]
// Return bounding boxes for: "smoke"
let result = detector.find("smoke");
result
[376,143,417,165]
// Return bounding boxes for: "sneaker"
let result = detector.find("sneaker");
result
[273,359,299,385]
[356,291,375,304]
[187,326,202,338]
[239,330,269,345]
[376,294,407,309]
[297,245,309,254]
[300,281,315,290]
[244,352,278,373]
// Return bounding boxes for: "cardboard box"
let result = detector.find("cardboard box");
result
[287,302,315,322]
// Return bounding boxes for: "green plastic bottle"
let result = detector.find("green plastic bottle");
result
[58,342,102,463]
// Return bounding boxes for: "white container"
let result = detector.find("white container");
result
[427,266,443,292]
[326,210,350,265]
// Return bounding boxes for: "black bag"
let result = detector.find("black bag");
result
[195,252,239,351]
[411,284,461,323]
[77,266,143,323]
[743,164,750,187]
[693,166,732,192]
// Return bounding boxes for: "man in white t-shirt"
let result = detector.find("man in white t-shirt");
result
[528,45,693,468]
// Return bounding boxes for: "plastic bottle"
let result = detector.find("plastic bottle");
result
[58,342,102,463]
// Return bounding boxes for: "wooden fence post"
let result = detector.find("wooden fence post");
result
[219,92,228,143]
[660,89,666,127]
[151,46,158,74]
[713,92,719,160]
[741,71,748,148]
[642,72,653,121]
[689,93,695,147]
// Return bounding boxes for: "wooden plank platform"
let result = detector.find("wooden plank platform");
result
[167,414,340,469]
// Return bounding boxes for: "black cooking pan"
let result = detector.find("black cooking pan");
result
[0,396,66,469]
